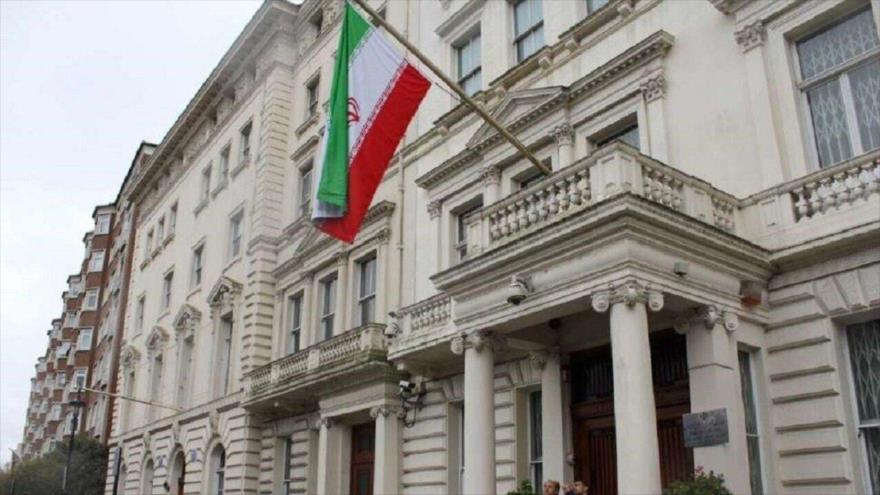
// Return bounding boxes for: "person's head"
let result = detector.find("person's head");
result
[543,480,561,495]
[572,481,588,494]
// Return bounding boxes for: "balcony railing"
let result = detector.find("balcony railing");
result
[466,143,739,255]
[397,293,452,335]
[245,323,387,397]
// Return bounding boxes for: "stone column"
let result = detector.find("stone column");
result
[551,124,574,170]
[735,21,785,187]
[427,200,442,273]
[316,417,345,495]
[591,280,664,495]
[482,166,502,205]
[531,349,567,483]
[675,306,749,494]
[451,331,502,495]
[375,229,391,325]
[371,405,402,495]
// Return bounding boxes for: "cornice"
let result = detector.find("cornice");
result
[435,0,487,37]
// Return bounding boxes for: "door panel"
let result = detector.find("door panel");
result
[350,423,375,495]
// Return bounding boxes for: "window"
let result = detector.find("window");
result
[51,404,62,422]
[157,216,165,243]
[191,245,204,288]
[738,350,764,495]
[177,337,193,408]
[122,368,135,429]
[587,0,609,14]
[219,146,231,180]
[281,437,294,495]
[287,294,303,354]
[149,354,163,420]
[135,296,145,332]
[357,256,377,326]
[306,76,320,117]
[144,230,154,258]
[321,274,338,340]
[595,124,640,150]
[456,30,482,96]
[513,0,544,63]
[239,122,252,165]
[299,164,313,217]
[846,319,880,494]
[797,9,880,168]
[516,166,546,190]
[210,446,226,495]
[528,390,543,488]
[95,214,111,235]
[77,328,93,351]
[162,271,173,310]
[89,251,105,272]
[219,315,234,395]
[229,211,244,259]
[83,288,99,311]
[454,201,483,262]
[168,203,177,236]
[55,372,66,387]
[201,165,212,202]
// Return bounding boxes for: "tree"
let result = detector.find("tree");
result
[0,435,107,495]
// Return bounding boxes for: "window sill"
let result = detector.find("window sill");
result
[223,255,242,274]
[163,233,175,247]
[139,259,150,271]
[193,199,209,216]
[211,178,229,198]
[296,113,319,136]
[150,244,164,260]
[231,157,250,179]
[187,285,201,300]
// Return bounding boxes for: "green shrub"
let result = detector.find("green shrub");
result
[663,466,732,495]
[508,479,539,495]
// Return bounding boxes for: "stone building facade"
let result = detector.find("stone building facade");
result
[52,0,879,494]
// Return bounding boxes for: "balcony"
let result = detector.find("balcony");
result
[242,323,392,413]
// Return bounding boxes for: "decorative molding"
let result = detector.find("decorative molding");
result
[590,279,664,313]
[120,346,142,369]
[674,305,740,334]
[640,74,666,102]
[172,304,202,337]
[145,326,170,352]
[550,123,574,147]
[529,348,560,370]
[207,276,243,313]
[427,200,441,220]
[319,417,334,429]
[450,330,506,355]
[369,405,405,420]
[708,0,751,15]
[480,166,502,186]
[735,21,765,53]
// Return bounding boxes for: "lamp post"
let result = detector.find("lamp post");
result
[61,387,86,495]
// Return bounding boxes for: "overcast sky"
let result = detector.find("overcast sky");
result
[0,0,263,465]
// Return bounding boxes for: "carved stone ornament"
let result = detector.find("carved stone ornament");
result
[480,166,502,186]
[640,75,666,103]
[735,21,766,53]
[319,417,335,429]
[173,304,202,338]
[529,348,560,370]
[376,228,391,245]
[550,123,574,147]
[450,330,505,355]
[370,405,405,420]
[427,200,441,220]
[145,326,170,353]
[590,280,664,313]
[208,411,220,437]
[674,305,739,334]
[207,276,243,313]
[120,346,141,369]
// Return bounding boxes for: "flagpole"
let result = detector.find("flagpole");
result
[349,0,552,176]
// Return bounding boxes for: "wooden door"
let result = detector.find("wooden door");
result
[570,331,693,495]
[350,423,375,495]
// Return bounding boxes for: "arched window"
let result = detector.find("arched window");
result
[208,445,226,495]
[169,451,185,495]
[141,458,154,495]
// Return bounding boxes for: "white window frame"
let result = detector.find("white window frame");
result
[357,255,377,326]
[95,214,111,235]
[218,314,234,395]
[156,215,165,243]
[299,162,313,217]
[168,203,178,236]
[77,328,93,351]
[135,295,146,332]
[306,76,320,118]
[176,336,194,408]
[793,7,880,169]
[239,121,253,166]
[89,251,106,272]
[512,0,545,63]
[83,288,100,311]
[738,348,767,495]
[453,200,483,263]
[320,273,338,340]
[455,28,482,96]
[228,209,244,260]
[287,293,303,355]
[280,436,294,495]
[527,390,543,489]
[162,270,174,311]
[219,145,231,180]
[841,319,880,495]
[191,244,204,289]
[201,165,213,202]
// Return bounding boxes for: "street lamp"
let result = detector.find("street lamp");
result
[61,387,86,495]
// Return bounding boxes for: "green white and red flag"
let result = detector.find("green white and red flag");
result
[311,3,431,243]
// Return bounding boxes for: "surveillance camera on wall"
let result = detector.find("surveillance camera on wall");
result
[506,274,534,306]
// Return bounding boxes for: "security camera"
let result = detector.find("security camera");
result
[399,380,416,397]
[506,274,533,306]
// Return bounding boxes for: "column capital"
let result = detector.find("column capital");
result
[318,417,334,429]
[673,305,739,334]
[550,123,574,146]
[735,20,766,53]
[376,227,392,245]
[427,200,441,220]
[370,405,405,420]
[590,280,664,313]
[529,348,560,370]
[480,166,501,186]
[451,330,505,355]
[640,74,666,103]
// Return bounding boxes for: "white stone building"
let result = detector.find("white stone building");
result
[106,0,880,494]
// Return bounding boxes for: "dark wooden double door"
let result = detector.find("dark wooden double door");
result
[350,423,375,495]
[570,332,693,495]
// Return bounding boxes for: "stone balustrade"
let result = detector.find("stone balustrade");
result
[789,154,880,222]
[245,323,387,397]
[398,293,452,334]
[472,143,739,252]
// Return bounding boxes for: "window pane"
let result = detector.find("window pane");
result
[849,59,880,152]
[807,79,853,166]
[529,391,542,459]
[848,320,880,422]
[738,351,763,495]
[797,9,879,80]
[863,427,880,495]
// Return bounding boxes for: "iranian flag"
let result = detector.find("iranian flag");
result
[311,3,430,243]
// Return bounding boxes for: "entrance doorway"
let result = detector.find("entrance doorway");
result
[169,450,185,495]
[570,331,692,495]
[350,423,375,495]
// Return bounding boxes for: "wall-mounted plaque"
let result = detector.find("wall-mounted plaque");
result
[683,408,729,448]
